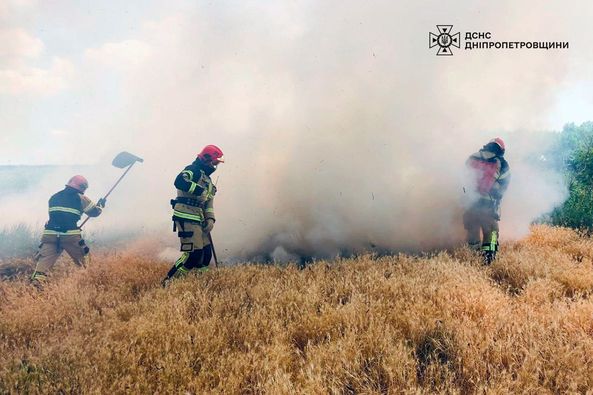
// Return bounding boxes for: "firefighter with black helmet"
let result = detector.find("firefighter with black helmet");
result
[162,145,224,286]
[463,138,511,265]
[31,175,105,288]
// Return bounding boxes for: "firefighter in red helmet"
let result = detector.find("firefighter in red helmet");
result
[464,138,511,265]
[31,175,105,288]
[162,145,224,286]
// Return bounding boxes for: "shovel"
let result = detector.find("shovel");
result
[79,151,144,228]
[208,233,219,268]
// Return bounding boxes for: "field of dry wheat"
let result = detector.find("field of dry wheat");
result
[1,225,593,394]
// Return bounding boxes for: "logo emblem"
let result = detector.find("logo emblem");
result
[429,25,460,56]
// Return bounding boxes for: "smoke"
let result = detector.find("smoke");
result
[1,0,590,261]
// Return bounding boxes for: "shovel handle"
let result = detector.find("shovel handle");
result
[78,162,136,229]
[208,233,219,268]
[103,162,136,200]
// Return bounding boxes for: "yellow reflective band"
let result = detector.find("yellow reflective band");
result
[31,271,47,280]
[174,252,190,268]
[490,231,498,252]
[203,180,214,200]
[188,182,197,194]
[182,170,194,180]
[43,229,82,236]
[205,208,215,213]
[49,206,82,215]
[498,171,510,180]
[173,210,204,222]
[481,232,498,252]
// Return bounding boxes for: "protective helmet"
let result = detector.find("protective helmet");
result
[197,145,225,165]
[66,175,89,193]
[490,137,505,152]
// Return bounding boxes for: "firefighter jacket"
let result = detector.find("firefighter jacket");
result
[172,160,216,225]
[466,149,510,205]
[44,187,103,235]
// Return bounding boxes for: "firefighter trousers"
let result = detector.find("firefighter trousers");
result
[164,220,213,282]
[462,206,499,252]
[34,234,89,274]
[168,245,212,277]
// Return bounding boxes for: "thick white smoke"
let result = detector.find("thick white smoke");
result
[2,0,590,260]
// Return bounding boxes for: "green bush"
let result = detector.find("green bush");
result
[548,122,593,228]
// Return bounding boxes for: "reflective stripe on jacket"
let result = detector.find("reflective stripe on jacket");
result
[172,161,216,224]
[45,187,102,232]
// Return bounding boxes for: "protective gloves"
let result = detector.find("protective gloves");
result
[203,218,215,233]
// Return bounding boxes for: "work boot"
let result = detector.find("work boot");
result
[162,265,191,288]
[196,266,209,274]
[482,250,496,266]
[30,271,47,291]
[161,277,172,288]
[468,242,481,251]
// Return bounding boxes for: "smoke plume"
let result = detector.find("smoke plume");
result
[2,1,591,261]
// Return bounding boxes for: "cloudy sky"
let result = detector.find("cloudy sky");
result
[1,0,593,257]
[1,0,593,165]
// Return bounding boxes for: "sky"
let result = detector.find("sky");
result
[0,1,592,166]
[1,0,592,259]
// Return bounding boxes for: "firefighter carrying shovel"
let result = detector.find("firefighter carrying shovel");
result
[31,175,105,288]
[31,151,143,289]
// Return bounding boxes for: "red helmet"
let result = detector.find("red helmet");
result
[197,145,224,165]
[490,137,505,151]
[66,175,88,193]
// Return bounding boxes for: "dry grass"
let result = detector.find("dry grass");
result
[1,225,593,394]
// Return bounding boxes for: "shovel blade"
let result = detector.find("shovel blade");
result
[112,151,144,168]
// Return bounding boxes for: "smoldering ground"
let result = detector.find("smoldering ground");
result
[2,0,589,261]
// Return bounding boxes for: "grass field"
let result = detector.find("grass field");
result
[1,225,593,393]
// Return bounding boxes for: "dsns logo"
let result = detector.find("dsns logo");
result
[429,25,460,56]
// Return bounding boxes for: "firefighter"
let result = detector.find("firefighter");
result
[463,138,510,265]
[31,175,105,287]
[162,145,224,286]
